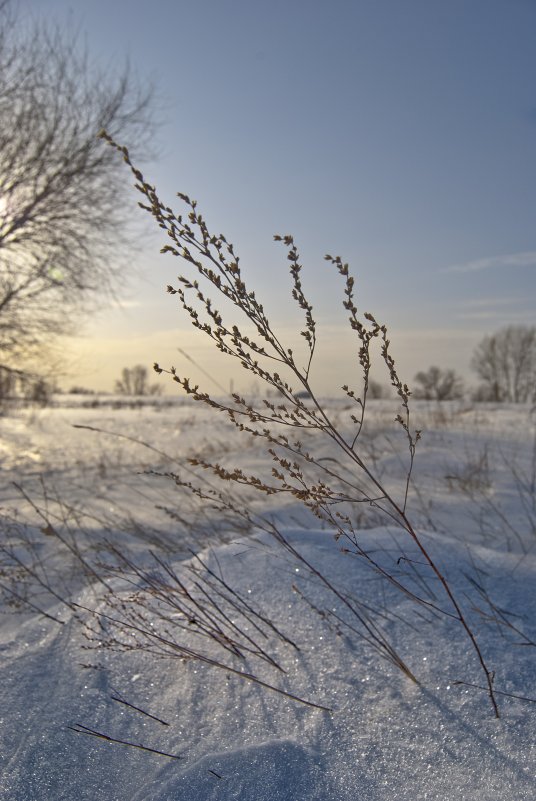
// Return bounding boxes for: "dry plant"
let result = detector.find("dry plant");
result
[445,416,536,553]
[2,425,420,709]
[100,132,501,716]
[77,541,331,711]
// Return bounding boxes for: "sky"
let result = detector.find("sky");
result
[22,0,536,394]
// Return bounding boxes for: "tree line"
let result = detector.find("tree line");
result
[413,325,536,402]
[111,325,535,401]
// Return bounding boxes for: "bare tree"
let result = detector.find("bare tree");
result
[115,365,162,396]
[0,2,155,378]
[471,326,536,403]
[413,366,464,401]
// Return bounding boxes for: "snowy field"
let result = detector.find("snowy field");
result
[1,396,536,800]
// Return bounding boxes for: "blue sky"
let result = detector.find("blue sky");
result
[25,0,536,394]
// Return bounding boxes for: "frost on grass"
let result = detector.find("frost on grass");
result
[1,400,536,800]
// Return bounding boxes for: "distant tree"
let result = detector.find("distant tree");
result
[24,377,55,406]
[471,326,536,403]
[0,366,17,400]
[69,386,97,395]
[413,366,464,401]
[368,379,389,399]
[115,365,162,396]
[0,1,154,380]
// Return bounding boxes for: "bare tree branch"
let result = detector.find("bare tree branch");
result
[0,2,156,379]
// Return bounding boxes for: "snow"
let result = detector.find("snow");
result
[1,397,535,799]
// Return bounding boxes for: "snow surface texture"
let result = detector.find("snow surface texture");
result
[1,398,535,800]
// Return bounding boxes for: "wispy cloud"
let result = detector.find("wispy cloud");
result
[109,299,144,310]
[455,296,532,323]
[458,296,521,309]
[445,251,536,273]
